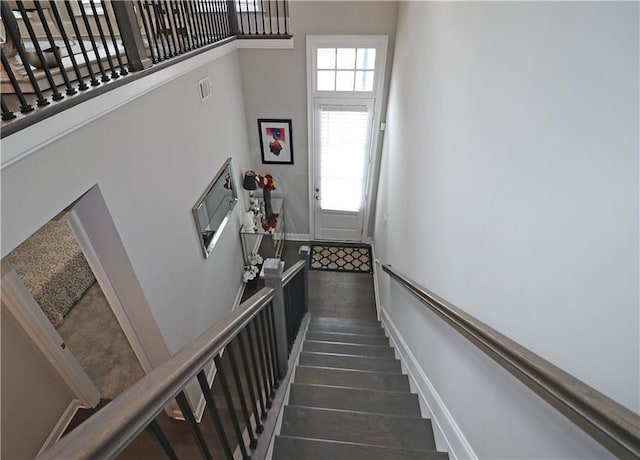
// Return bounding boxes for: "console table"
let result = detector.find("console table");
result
[240,198,285,261]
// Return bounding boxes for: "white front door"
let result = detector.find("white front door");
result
[313,98,375,241]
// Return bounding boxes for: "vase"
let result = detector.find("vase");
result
[263,188,273,219]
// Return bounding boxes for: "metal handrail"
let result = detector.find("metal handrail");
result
[38,286,275,459]
[381,263,640,459]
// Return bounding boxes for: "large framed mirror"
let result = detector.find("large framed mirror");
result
[193,158,238,258]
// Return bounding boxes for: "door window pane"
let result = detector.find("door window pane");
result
[336,71,355,91]
[320,107,369,212]
[317,71,335,91]
[336,48,356,69]
[317,48,336,69]
[355,71,374,91]
[356,48,376,70]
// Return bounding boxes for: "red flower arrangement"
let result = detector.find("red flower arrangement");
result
[257,174,276,192]
[261,213,279,232]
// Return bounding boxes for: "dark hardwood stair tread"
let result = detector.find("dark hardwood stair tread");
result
[305,330,390,346]
[280,406,437,450]
[307,322,387,337]
[294,365,411,392]
[273,436,449,460]
[299,351,401,373]
[303,340,396,358]
[288,383,421,417]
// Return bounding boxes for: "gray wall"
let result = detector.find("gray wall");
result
[1,50,253,358]
[374,2,638,458]
[1,306,76,459]
[239,1,399,236]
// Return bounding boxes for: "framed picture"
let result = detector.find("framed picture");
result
[258,119,294,165]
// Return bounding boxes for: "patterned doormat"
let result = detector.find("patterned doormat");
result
[309,244,373,273]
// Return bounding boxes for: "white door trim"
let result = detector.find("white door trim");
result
[64,210,154,374]
[306,35,388,242]
[0,260,101,407]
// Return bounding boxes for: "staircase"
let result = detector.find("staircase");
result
[272,315,449,460]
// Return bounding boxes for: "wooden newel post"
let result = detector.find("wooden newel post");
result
[261,258,288,378]
[111,2,152,71]
[298,245,310,314]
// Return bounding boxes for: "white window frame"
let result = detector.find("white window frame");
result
[306,35,388,241]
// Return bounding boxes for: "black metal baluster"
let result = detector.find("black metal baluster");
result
[268,302,281,381]
[101,0,128,75]
[251,318,272,408]
[235,0,244,35]
[244,0,251,35]
[156,1,176,57]
[141,1,161,62]
[169,1,186,53]
[221,0,231,37]
[245,325,267,420]
[201,1,214,42]
[49,1,88,90]
[197,370,235,460]
[213,355,251,460]
[210,0,223,40]
[185,0,201,48]
[258,308,277,393]
[284,0,289,34]
[275,0,280,34]
[283,284,293,352]
[63,0,100,86]
[1,99,16,121]
[149,1,169,59]
[266,0,272,35]
[87,0,118,79]
[148,419,179,460]
[162,1,180,55]
[0,3,48,106]
[264,305,281,385]
[196,0,212,44]
[1,54,34,113]
[34,2,76,95]
[137,1,158,63]
[237,329,264,434]
[227,341,258,448]
[251,0,258,35]
[258,0,265,35]
[175,391,213,460]
[76,0,110,82]
[175,0,192,50]
[15,1,64,101]
[187,0,204,47]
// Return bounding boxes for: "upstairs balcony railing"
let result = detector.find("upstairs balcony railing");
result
[0,0,290,137]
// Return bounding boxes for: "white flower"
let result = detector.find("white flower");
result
[249,252,263,265]
[243,263,259,282]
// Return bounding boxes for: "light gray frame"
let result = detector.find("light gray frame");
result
[192,158,238,258]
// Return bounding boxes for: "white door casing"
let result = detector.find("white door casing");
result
[307,35,388,242]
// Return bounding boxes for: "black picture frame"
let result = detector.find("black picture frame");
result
[258,119,294,165]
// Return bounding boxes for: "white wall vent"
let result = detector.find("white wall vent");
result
[198,77,213,102]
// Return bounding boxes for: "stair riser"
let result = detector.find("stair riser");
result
[310,317,381,328]
[294,366,411,392]
[299,352,401,373]
[304,341,396,359]
[305,331,390,346]
[288,383,421,417]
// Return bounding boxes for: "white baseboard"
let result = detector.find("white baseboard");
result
[285,233,311,242]
[380,307,477,460]
[38,399,84,456]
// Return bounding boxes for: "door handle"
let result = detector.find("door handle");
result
[315,195,320,200]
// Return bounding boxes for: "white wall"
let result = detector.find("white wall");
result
[238,1,398,236]
[374,2,639,458]
[1,49,253,358]
[1,305,76,459]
